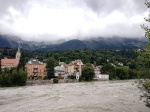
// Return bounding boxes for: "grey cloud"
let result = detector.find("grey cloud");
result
[0,0,28,17]
[0,0,148,41]
[83,0,147,16]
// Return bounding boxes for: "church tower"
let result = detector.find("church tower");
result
[16,47,21,64]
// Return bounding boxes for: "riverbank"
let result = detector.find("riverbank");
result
[26,79,77,86]
[26,79,131,86]
[0,80,150,112]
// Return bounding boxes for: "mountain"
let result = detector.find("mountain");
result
[0,34,47,50]
[0,34,148,51]
[40,37,148,52]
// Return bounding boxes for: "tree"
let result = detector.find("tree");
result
[81,63,95,81]
[115,67,129,80]
[46,58,58,79]
[139,0,150,78]
[17,50,28,71]
[0,59,1,75]
[0,69,27,87]
[101,64,115,74]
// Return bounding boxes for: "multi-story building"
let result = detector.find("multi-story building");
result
[59,59,84,76]
[25,59,47,79]
[1,48,21,69]
[54,65,65,79]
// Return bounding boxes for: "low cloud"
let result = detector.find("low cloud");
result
[0,0,148,41]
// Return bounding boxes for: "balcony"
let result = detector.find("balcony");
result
[33,70,38,73]
[34,66,38,68]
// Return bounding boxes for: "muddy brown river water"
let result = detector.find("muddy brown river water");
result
[0,80,150,112]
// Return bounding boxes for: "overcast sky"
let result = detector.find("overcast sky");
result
[0,0,148,41]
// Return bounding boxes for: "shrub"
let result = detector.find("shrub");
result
[79,76,83,82]
[43,76,48,80]
[0,73,12,87]
[81,66,95,81]
[144,81,150,94]
[17,70,27,86]
[37,76,42,80]
[68,75,76,80]
[53,78,58,83]
[0,70,27,87]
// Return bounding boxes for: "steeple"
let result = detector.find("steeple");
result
[16,47,21,61]
[17,47,20,53]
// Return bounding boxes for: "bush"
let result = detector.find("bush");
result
[43,76,48,80]
[37,76,42,80]
[17,70,27,86]
[81,66,95,81]
[144,81,150,94]
[53,78,58,83]
[0,73,12,87]
[79,76,83,82]
[0,70,27,87]
[68,75,76,80]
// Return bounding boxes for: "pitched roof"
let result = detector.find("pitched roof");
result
[1,59,17,66]
[27,59,44,65]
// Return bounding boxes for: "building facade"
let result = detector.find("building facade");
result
[58,59,84,76]
[25,59,47,79]
[54,65,65,79]
[94,66,109,80]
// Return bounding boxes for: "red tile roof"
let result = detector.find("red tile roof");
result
[1,59,18,66]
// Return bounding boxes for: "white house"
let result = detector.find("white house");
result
[94,66,109,80]
[97,74,109,80]
[54,65,65,77]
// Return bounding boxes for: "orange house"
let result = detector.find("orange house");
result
[25,59,47,79]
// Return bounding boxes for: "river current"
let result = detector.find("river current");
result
[0,80,150,112]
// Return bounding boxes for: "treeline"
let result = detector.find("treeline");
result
[101,64,140,80]
[0,47,148,86]
[0,47,138,67]
[0,68,27,87]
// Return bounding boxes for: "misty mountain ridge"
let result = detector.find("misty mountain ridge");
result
[0,34,148,51]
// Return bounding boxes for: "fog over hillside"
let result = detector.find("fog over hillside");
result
[0,0,148,42]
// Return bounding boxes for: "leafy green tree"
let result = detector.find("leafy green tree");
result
[17,50,28,71]
[81,63,95,81]
[0,69,27,87]
[46,58,58,79]
[139,0,150,78]
[128,61,136,69]
[18,70,27,86]
[0,59,1,75]
[115,67,129,80]
[128,69,139,79]
[85,63,93,67]
[0,73,12,87]
[101,64,115,74]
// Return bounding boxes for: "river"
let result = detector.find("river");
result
[0,80,150,112]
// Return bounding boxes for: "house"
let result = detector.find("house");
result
[1,48,21,69]
[97,74,109,80]
[94,66,109,80]
[94,66,101,79]
[59,59,84,75]
[118,62,123,66]
[54,65,65,79]
[55,60,84,80]
[25,59,47,80]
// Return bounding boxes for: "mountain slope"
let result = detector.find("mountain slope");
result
[0,34,148,51]
[40,37,148,52]
[0,34,45,50]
